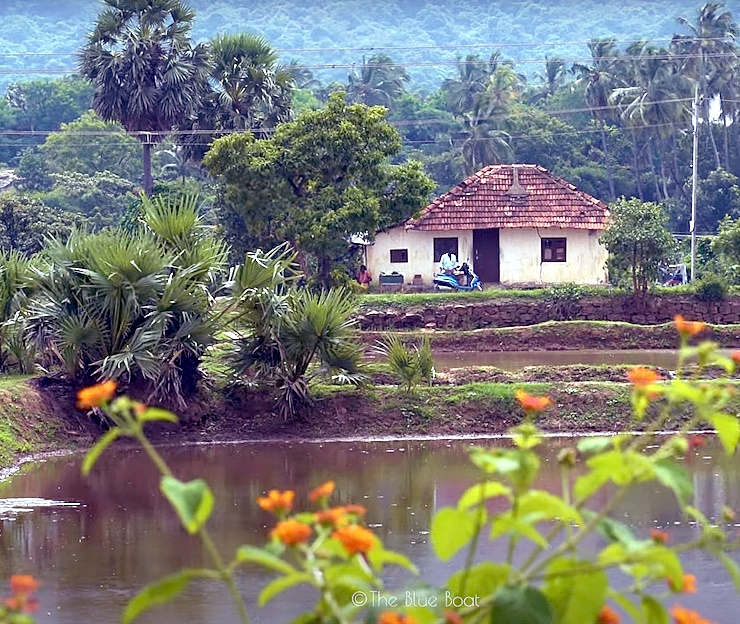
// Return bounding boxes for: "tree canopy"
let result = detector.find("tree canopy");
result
[204,93,434,285]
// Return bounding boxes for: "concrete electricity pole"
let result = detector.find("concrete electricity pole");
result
[690,84,700,283]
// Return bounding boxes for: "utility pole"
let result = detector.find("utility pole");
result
[690,84,700,283]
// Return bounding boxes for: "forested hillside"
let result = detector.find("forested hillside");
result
[0,0,703,90]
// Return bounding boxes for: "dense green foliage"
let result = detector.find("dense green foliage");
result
[205,93,435,286]
[601,198,678,301]
[25,194,228,404]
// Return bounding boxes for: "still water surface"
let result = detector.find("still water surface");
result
[0,439,739,623]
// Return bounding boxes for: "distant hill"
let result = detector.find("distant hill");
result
[0,0,713,92]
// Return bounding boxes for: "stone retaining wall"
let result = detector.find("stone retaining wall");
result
[357,296,740,330]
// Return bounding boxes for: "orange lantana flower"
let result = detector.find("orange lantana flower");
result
[444,611,463,624]
[309,480,335,502]
[731,351,740,365]
[345,504,366,517]
[333,524,375,555]
[627,367,661,387]
[316,506,349,528]
[257,490,295,514]
[514,390,552,412]
[668,573,697,594]
[10,575,38,595]
[671,605,716,624]
[271,519,312,546]
[76,380,117,409]
[598,605,621,624]
[674,315,707,337]
[650,529,670,544]
[377,612,417,624]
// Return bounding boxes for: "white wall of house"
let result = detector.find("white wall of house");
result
[365,226,608,286]
[499,227,608,284]
[366,227,473,285]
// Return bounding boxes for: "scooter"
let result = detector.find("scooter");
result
[433,262,483,291]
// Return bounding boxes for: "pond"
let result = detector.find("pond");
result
[0,439,738,623]
[429,349,734,371]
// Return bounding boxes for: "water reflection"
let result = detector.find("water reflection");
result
[0,439,737,623]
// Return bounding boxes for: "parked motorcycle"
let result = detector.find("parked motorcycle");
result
[433,262,483,291]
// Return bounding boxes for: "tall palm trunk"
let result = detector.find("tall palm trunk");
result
[646,137,662,201]
[699,56,721,169]
[630,129,644,200]
[599,119,616,200]
[723,113,731,170]
[142,141,153,196]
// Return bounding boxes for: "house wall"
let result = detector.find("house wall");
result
[366,228,473,285]
[365,226,608,286]
[499,227,608,284]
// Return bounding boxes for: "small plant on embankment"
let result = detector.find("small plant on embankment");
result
[9,316,735,624]
[374,333,434,393]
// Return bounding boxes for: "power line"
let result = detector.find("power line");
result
[0,35,735,57]
[1,50,740,75]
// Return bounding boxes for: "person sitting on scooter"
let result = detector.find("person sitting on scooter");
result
[440,253,457,275]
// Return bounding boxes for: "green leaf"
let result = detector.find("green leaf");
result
[160,476,215,534]
[518,490,583,525]
[431,507,479,561]
[491,514,548,548]
[491,585,553,624]
[642,595,669,624]
[653,460,693,506]
[259,573,312,606]
[586,512,638,549]
[122,569,206,624]
[542,558,607,624]
[404,607,437,624]
[82,428,120,476]
[718,551,740,591]
[709,413,740,455]
[576,437,613,454]
[367,546,418,573]
[235,545,297,575]
[137,407,178,423]
[608,589,644,624]
[457,481,511,510]
[574,470,610,503]
[448,562,510,599]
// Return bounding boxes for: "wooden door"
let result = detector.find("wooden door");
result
[473,229,500,283]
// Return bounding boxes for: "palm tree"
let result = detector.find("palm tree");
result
[26,194,228,405]
[611,42,693,199]
[79,0,212,196]
[179,33,295,161]
[573,38,625,200]
[675,2,739,169]
[346,54,410,109]
[457,115,513,172]
[528,57,568,103]
[441,52,518,117]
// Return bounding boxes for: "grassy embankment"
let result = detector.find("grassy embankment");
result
[1,315,738,468]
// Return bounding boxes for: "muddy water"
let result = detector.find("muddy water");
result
[430,348,730,371]
[0,440,738,623]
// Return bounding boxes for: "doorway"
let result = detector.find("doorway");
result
[473,229,500,283]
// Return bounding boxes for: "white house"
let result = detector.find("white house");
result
[365,164,610,286]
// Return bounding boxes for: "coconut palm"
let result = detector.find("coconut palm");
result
[573,38,625,200]
[675,2,739,169]
[441,52,517,117]
[346,54,410,109]
[79,0,212,196]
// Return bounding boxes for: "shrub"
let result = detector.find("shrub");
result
[374,333,434,392]
[25,193,227,405]
[545,282,583,320]
[694,274,727,302]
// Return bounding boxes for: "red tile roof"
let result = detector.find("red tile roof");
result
[406,164,609,231]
